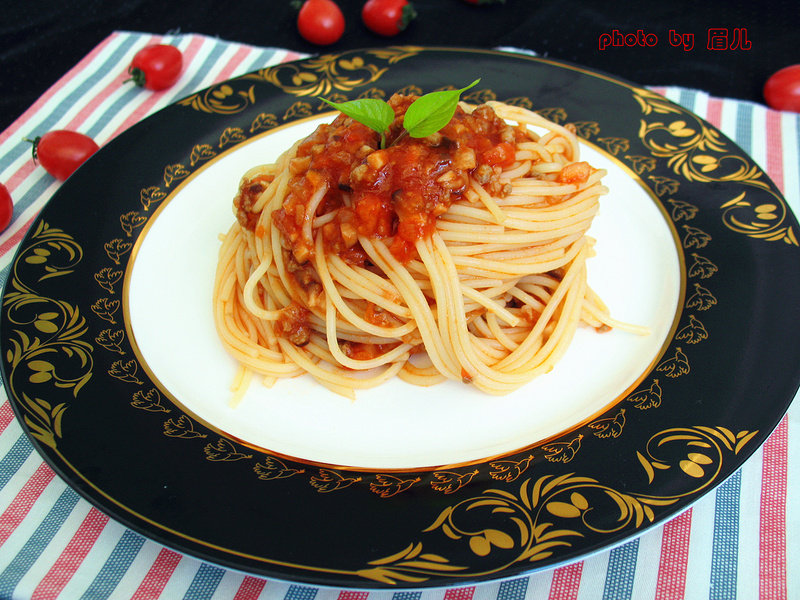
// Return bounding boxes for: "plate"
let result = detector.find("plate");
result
[3,48,799,588]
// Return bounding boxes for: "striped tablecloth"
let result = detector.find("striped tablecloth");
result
[0,31,797,600]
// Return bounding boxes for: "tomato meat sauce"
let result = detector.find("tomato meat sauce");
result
[256,94,520,266]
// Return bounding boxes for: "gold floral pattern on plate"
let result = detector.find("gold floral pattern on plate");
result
[633,88,797,246]
[356,425,756,585]
[3,222,92,449]
[178,47,422,114]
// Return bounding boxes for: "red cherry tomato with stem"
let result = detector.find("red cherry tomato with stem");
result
[295,0,346,46]
[127,44,183,91]
[0,183,12,232]
[362,0,417,37]
[27,130,100,181]
[764,65,800,113]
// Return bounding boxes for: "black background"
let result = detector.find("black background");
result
[1,0,797,133]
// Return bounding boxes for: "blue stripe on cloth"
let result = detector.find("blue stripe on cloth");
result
[709,470,741,600]
[677,89,699,112]
[78,529,146,600]
[83,84,150,140]
[0,434,34,491]
[182,563,226,599]
[244,48,284,72]
[391,592,423,600]
[497,576,529,599]
[0,34,141,174]
[167,41,231,103]
[734,103,753,154]
[602,539,639,600]
[284,584,318,600]
[0,486,80,598]
[3,175,61,249]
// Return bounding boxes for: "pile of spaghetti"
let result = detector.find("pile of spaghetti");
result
[214,96,629,400]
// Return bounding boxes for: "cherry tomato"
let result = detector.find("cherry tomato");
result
[296,0,345,46]
[28,130,100,181]
[362,0,416,37]
[0,183,12,232]
[764,65,800,113]
[127,44,183,91]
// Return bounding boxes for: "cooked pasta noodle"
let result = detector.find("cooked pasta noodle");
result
[214,97,644,402]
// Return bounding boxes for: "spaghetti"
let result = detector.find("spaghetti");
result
[214,97,639,401]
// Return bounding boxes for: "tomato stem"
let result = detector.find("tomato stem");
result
[400,3,417,30]
[124,67,147,88]
[23,137,42,162]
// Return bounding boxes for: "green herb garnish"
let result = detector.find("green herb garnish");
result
[320,79,480,149]
[402,80,480,138]
[319,97,395,149]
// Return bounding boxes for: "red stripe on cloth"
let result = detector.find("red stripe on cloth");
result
[0,33,119,147]
[131,548,181,600]
[705,98,723,128]
[759,416,788,600]
[765,109,785,193]
[0,401,15,434]
[337,592,369,600]
[281,50,306,63]
[129,547,183,600]
[0,213,38,257]
[548,561,583,600]
[5,161,37,194]
[0,461,56,547]
[654,508,692,600]
[30,508,109,600]
[212,45,256,84]
[443,586,475,600]
[108,35,207,140]
[232,575,267,600]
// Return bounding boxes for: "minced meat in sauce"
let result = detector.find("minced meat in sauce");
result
[238,94,522,266]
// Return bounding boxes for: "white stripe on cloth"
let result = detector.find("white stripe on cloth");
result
[682,490,716,598]
[739,446,765,599]
[780,111,800,210]
[576,551,611,600]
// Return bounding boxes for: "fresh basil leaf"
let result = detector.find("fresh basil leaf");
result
[320,97,395,147]
[402,79,480,139]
